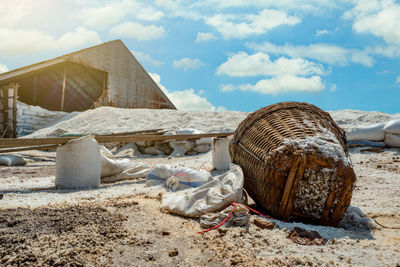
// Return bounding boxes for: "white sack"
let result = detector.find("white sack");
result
[146,164,210,189]
[170,140,196,157]
[0,155,26,166]
[383,119,400,135]
[346,123,385,141]
[161,164,244,218]
[384,133,400,148]
[100,145,149,183]
[212,137,231,170]
[56,136,101,189]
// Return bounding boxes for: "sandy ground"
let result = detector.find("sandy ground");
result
[1,147,400,267]
[1,107,400,266]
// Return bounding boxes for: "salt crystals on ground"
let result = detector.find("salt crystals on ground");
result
[1,107,400,266]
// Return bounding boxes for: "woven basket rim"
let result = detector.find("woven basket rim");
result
[232,101,346,146]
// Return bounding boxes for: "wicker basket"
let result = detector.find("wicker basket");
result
[229,102,356,226]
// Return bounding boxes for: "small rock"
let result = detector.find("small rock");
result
[0,194,3,200]
[253,218,275,229]
[161,230,170,236]
[217,228,228,234]
[143,146,163,155]
[168,247,179,257]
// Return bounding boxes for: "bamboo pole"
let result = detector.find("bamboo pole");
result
[0,132,233,149]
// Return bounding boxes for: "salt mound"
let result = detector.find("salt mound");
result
[26,107,249,137]
[25,106,400,138]
[329,109,400,131]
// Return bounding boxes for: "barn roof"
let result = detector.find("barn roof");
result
[0,40,176,110]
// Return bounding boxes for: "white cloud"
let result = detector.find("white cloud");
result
[168,89,226,112]
[135,7,164,21]
[216,52,326,77]
[246,41,374,66]
[155,0,202,20]
[193,0,341,14]
[396,76,400,83]
[149,72,226,111]
[0,0,27,27]
[221,75,325,95]
[0,27,101,55]
[365,45,400,58]
[76,0,164,29]
[110,22,165,40]
[316,29,330,36]
[132,50,164,66]
[221,84,236,92]
[0,64,9,73]
[76,2,126,29]
[195,32,217,43]
[330,84,337,91]
[173,58,204,71]
[345,0,400,45]
[205,9,300,39]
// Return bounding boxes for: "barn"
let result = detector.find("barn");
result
[0,40,176,137]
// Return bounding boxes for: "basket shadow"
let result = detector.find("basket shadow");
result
[266,205,375,241]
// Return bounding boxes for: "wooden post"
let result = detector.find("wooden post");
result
[12,83,19,138]
[60,66,67,111]
[102,72,107,106]
[0,88,5,136]
[33,75,37,104]
[3,86,9,137]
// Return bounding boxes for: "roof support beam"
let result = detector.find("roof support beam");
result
[60,66,67,111]
[33,76,37,105]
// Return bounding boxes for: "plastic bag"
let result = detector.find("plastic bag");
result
[383,119,400,135]
[384,133,400,148]
[100,145,149,183]
[146,164,211,189]
[0,155,26,166]
[346,123,385,141]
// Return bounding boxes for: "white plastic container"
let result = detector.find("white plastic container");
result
[212,136,232,170]
[56,136,101,188]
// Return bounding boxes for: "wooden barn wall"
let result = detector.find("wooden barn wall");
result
[64,41,174,109]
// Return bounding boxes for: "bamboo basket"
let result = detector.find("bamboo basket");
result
[229,102,356,226]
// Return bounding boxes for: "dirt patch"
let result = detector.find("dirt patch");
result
[0,204,129,266]
[0,165,55,179]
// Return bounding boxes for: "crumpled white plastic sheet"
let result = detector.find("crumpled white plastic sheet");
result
[100,146,149,183]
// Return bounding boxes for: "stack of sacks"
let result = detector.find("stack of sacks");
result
[346,119,400,148]
[134,128,213,156]
[16,101,68,136]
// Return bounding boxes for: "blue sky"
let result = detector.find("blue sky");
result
[0,0,399,113]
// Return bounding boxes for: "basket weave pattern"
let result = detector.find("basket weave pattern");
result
[230,102,356,226]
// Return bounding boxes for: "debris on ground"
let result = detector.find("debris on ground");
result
[253,218,275,230]
[288,227,326,246]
